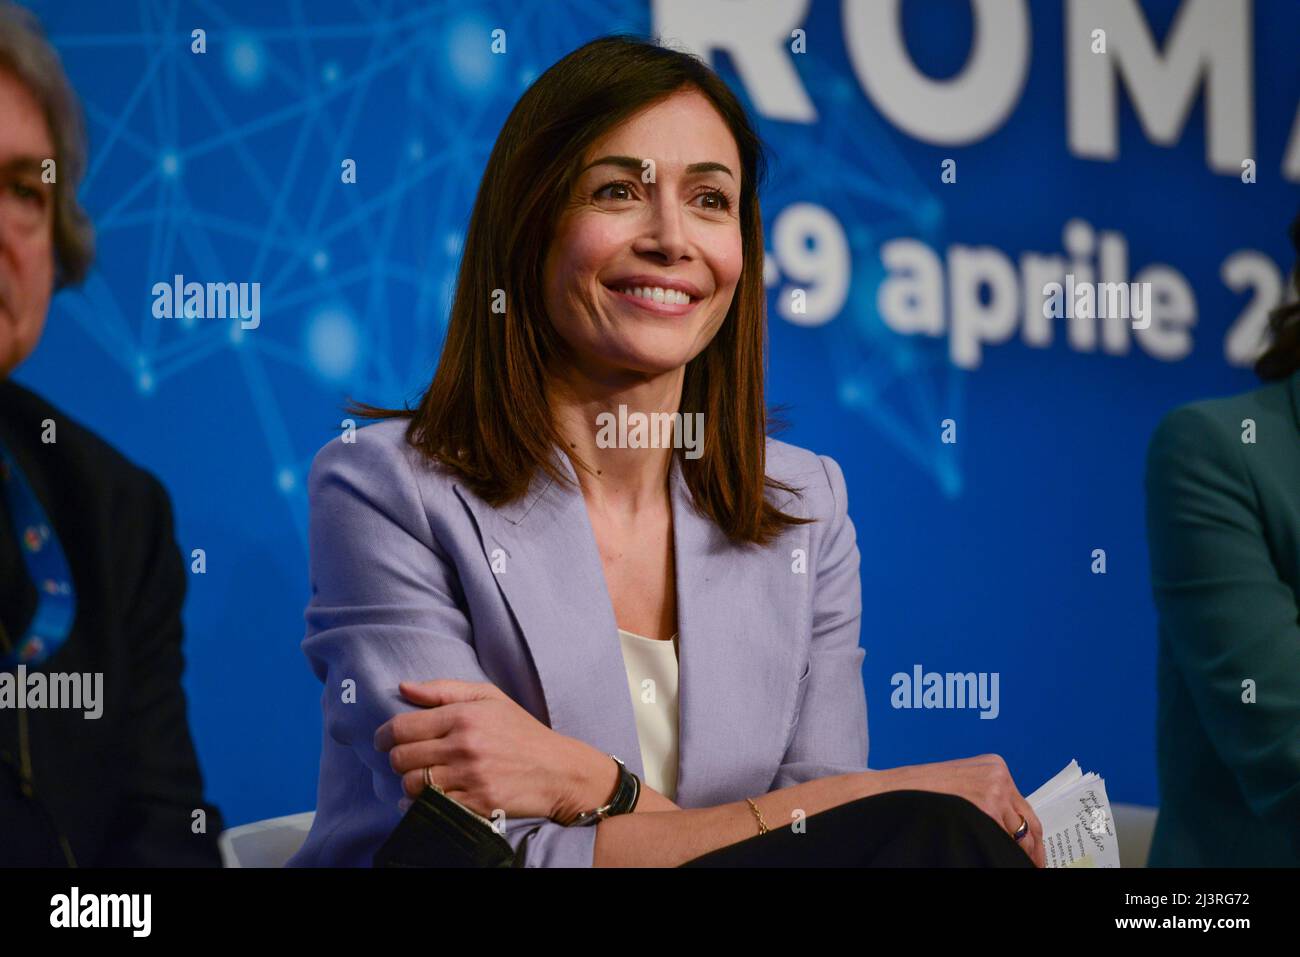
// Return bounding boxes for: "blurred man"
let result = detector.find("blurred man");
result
[0,0,222,865]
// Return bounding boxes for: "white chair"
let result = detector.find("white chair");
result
[1111,802,1158,868]
[216,803,1160,867]
[219,811,315,868]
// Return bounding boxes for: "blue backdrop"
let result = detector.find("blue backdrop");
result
[14,0,1300,826]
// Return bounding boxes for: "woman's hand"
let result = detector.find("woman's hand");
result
[881,754,1047,867]
[373,678,585,823]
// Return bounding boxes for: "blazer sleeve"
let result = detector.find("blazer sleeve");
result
[98,471,224,866]
[303,431,597,867]
[1145,405,1300,844]
[769,453,870,791]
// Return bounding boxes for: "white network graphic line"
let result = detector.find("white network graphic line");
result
[38,0,962,570]
[42,0,651,551]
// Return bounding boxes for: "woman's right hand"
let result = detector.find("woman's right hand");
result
[876,755,1046,867]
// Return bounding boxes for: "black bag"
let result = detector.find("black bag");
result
[374,787,523,868]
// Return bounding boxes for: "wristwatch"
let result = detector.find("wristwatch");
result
[568,753,640,826]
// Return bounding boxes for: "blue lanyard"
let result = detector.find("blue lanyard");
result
[0,438,76,670]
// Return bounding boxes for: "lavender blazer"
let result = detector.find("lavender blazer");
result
[288,417,869,867]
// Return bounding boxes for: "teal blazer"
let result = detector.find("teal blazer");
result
[1144,369,1300,866]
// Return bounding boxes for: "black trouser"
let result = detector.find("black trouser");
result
[680,790,1036,867]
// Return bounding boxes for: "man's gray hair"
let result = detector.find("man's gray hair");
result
[0,0,94,288]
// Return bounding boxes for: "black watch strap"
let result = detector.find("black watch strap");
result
[569,754,640,826]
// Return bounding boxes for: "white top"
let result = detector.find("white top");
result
[616,628,680,802]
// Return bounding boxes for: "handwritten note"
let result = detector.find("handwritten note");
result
[1027,761,1121,868]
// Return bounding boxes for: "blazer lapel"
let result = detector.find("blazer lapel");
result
[1288,369,1300,438]
[453,449,645,781]
[454,447,806,810]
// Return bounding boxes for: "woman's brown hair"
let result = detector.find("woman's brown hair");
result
[351,34,811,545]
[1253,212,1300,382]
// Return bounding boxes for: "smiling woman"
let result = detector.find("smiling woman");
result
[350,35,793,544]
[289,33,1043,869]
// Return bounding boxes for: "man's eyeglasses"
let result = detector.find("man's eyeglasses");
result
[0,163,55,233]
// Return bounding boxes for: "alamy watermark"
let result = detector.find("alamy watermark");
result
[151,273,261,329]
[595,405,704,460]
[0,666,103,719]
[891,664,1000,719]
[1042,274,1151,329]
[50,887,150,937]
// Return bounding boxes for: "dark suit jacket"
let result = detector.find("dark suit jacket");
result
[1144,369,1300,867]
[0,378,222,866]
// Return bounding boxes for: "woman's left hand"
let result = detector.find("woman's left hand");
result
[374,678,581,823]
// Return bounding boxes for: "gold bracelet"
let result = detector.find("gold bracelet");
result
[744,797,769,835]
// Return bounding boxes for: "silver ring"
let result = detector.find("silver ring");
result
[422,765,443,794]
